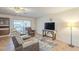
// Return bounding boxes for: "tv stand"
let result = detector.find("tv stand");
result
[42,29,56,40]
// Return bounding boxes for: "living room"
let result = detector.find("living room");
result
[0,7,79,51]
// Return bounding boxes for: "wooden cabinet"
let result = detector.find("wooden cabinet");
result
[42,29,56,40]
[0,17,10,36]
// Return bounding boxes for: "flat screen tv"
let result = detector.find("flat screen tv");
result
[44,22,55,30]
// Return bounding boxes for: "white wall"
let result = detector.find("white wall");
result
[52,8,79,47]
[36,8,79,47]
[36,16,56,34]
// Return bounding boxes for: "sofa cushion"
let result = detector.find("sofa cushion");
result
[16,35,24,44]
[12,31,24,44]
[22,38,38,48]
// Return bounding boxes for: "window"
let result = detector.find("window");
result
[13,20,31,34]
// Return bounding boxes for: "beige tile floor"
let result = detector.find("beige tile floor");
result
[0,35,79,51]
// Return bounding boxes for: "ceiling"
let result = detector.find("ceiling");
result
[0,7,74,18]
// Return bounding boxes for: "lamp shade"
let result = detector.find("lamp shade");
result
[67,20,77,27]
[67,22,76,27]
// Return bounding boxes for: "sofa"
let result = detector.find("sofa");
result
[12,36,39,51]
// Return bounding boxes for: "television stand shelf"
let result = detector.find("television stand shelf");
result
[42,29,56,40]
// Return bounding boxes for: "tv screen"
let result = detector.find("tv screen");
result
[44,22,55,30]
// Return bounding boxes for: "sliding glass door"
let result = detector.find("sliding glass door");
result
[13,20,31,34]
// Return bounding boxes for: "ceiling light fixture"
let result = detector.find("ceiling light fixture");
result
[9,7,30,13]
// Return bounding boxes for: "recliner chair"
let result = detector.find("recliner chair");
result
[26,27,35,37]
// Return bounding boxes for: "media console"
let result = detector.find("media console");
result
[0,17,10,37]
[42,29,56,40]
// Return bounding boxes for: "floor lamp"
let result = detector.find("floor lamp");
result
[67,21,76,47]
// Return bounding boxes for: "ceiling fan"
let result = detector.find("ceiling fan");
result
[9,7,30,13]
